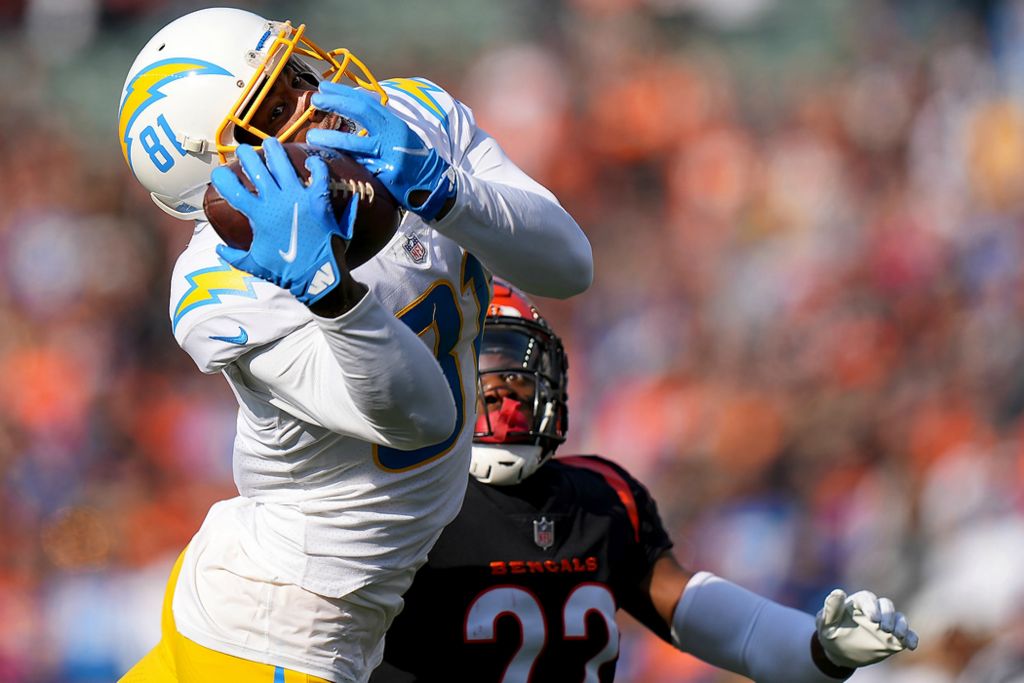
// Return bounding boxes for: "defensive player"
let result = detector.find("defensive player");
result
[371,280,918,683]
[116,7,591,682]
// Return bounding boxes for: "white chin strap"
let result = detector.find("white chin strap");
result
[151,187,207,221]
[470,444,545,486]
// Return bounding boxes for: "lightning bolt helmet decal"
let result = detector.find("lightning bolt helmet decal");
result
[117,7,388,221]
[118,59,233,169]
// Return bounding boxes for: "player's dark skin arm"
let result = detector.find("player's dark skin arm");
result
[408,190,455,222]
[305,192,452,317]
[307,236,368,317]
[642,552,854,679]
[643,552,691,628]
[306,190,452,316]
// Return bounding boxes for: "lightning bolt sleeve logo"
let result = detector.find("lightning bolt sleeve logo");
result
[118,58,232,169]
[380,77,450,132]
[173,259,258,331]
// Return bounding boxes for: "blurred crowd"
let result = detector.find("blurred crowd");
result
[1,0,1024,680]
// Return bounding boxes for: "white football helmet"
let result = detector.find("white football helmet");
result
[471,279,568,486]
[117,7,386,220]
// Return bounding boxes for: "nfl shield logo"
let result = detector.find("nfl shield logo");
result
[533,516,555,550]
[403,233,427,264]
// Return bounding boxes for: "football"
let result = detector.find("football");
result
[202,143,402,270]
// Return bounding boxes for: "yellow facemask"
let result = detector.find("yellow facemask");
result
[214,21,386,161]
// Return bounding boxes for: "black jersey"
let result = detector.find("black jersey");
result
[371,455,674,683]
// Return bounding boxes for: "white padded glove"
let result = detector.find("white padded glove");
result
[815,589,919,668]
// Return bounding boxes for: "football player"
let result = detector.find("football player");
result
[116,7,591,683]
[371,280,918,683]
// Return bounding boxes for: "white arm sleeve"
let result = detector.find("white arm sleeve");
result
[434,132,593,299]
[238,290,456,449]
[672,572,850,683]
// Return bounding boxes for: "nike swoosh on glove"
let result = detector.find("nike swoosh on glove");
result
[306,81,457,222]
[815,589,919,668]
[210,137,358,306]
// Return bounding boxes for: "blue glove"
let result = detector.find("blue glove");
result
[210,137,358,306]
[307,81,457,221]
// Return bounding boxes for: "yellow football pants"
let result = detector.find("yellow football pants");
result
[119,550,332,683]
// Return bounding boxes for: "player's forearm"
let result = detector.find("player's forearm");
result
[307,237,368,318]
[313,294,457,447]
[433,168,593,299]
[671,572,853,683]
[245,291,456,447]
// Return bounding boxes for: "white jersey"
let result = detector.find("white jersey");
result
[166,77,593,682]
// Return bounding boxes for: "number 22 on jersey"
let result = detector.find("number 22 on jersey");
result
[374,254,488,471]
[466,583,619,683]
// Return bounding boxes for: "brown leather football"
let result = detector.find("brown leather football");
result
[202,143,401,270]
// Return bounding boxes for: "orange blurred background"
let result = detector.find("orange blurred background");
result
[2,0,1024,680]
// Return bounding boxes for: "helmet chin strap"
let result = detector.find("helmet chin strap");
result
[151,192,205,220]
[470,444,545,485]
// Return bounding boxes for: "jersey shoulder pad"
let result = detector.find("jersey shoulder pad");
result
[557,454,641,487]
[169,223,311,373]
[556,455,643,542]
[379,76,475,163]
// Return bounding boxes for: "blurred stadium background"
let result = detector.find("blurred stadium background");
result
[1,0,1023,680]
